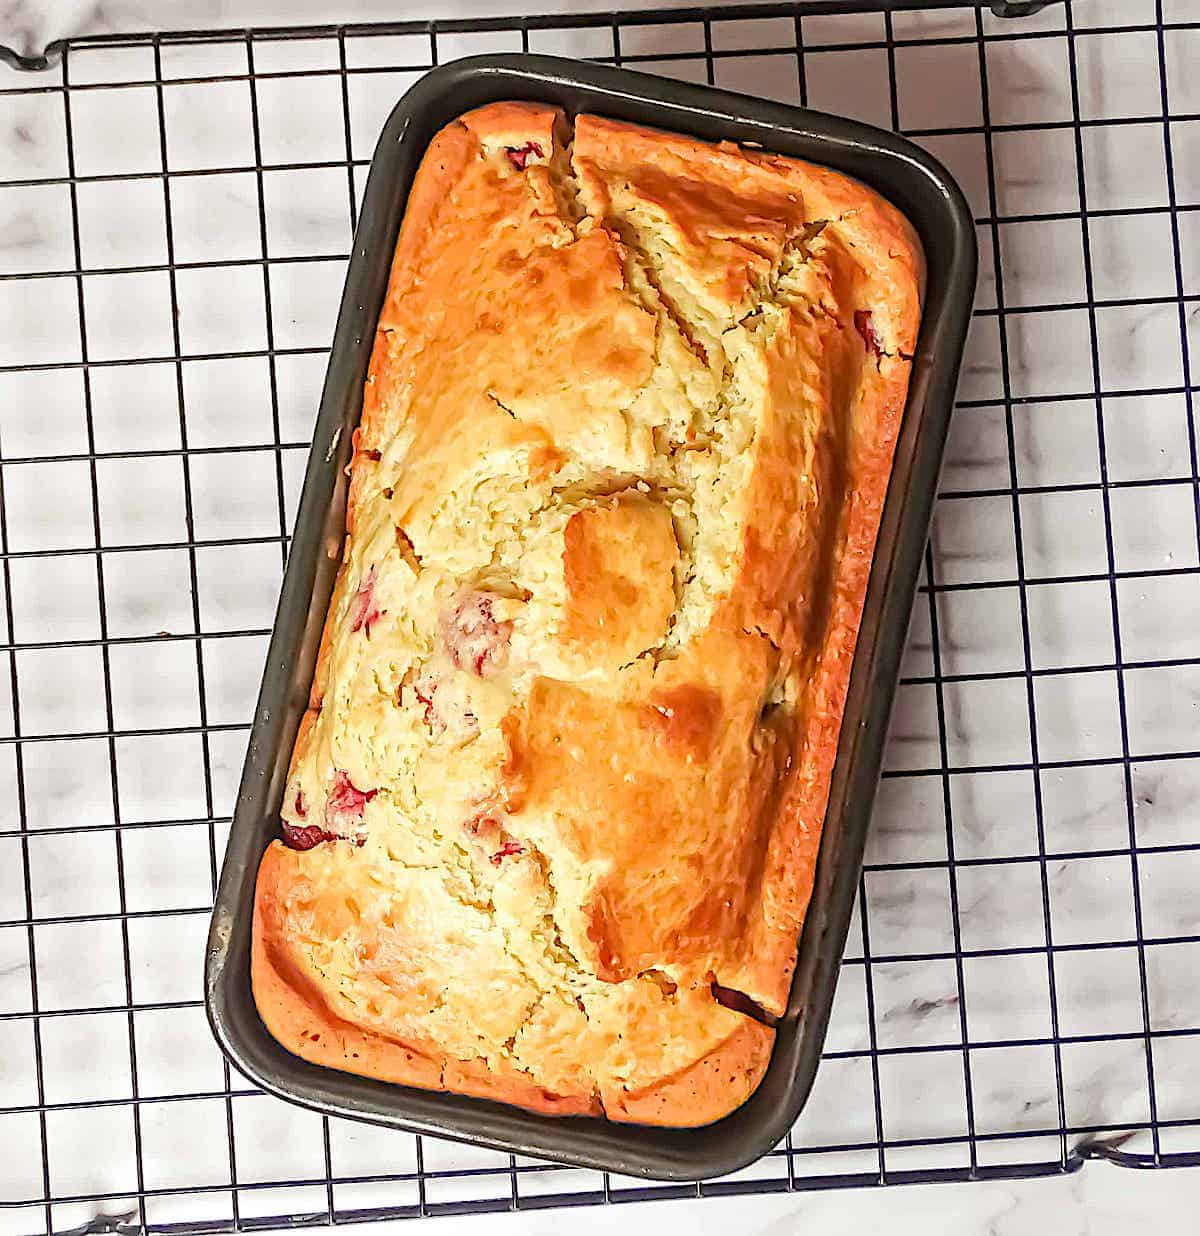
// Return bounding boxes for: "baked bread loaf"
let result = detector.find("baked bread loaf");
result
[252,102,922,1126]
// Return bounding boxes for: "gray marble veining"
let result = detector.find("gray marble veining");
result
[1,1,1198,1231]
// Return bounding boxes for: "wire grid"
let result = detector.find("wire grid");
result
[0,0,1199,1231]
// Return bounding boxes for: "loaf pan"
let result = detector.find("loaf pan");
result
[206,53,977,1183]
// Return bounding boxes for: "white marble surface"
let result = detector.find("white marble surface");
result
[421,1167,1200,1235]
[1,1,1199,1234]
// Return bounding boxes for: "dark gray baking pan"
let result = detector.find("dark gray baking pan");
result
[206,53,977,1183]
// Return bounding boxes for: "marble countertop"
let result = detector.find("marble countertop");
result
[418,1167,1200,1235]
[4,0,800,60]
[1,1,1197,1234]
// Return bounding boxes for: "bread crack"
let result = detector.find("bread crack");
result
[743,625,783,656]
[485,390,518,419]
[602,215,712,368]
[710,979,779,1028]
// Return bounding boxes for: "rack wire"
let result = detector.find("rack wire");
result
[1,1,1198,1232]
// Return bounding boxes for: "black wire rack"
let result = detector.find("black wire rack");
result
[1,1,1198,1233]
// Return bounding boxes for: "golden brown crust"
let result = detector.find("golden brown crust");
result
[252,104,922,1126]
[601,1019,774,1127]
[254,843,601,1115]
[253,846,445,1091]
[560,494,679,669]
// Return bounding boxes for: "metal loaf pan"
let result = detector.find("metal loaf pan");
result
[206,53,977,1183]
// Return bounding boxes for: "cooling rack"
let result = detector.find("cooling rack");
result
[1,1,1198,1233]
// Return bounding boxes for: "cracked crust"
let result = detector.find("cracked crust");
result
[252,103,922,1125]
[253,844,601,1114]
